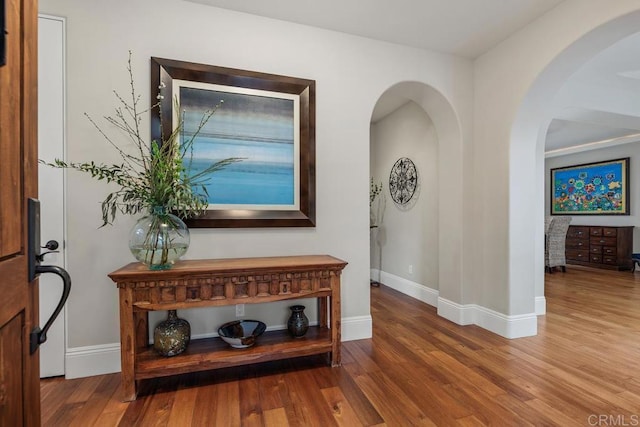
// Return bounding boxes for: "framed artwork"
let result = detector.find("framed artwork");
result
[151,57,316,228]
[550,157,630,215]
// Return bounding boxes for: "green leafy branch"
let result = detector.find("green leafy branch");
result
[41,51,242,227]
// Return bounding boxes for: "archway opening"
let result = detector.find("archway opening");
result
[511,10,640,317]
[369,81,464,315]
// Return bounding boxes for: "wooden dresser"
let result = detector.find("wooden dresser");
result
[565,225,634,270]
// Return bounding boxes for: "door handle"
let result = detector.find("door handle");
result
[30,265,71,354]
[27,198,72,354]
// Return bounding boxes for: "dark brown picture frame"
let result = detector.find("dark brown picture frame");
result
[151,57,315,228]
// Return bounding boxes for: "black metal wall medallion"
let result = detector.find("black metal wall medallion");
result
[389,157,418,205]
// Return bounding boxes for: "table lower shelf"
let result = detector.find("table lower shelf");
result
[135,326,332,380]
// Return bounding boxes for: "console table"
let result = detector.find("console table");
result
[108,255,348,401]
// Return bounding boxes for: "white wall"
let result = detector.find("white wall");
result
[545,143,640,250]
[40,0,640,378]
[370,101,439,289]
[474,0,640,323]
[38,0,473,377]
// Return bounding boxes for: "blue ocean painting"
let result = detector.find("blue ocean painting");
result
[188,147,294,205]
[179,86,296,206]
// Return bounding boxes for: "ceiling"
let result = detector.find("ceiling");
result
[186,0,564,58]
[187,0,640,154]
[545,32,640,155]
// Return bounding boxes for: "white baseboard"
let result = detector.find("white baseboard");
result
[63,315,372,379]
[342,315,373,341]
[65,343,121,379]
[438,297,537,338]
[372,269,537,339]
[375,269,439,307]
[474,305,537,338]
[437,297,474,325]
[535,296,546,315]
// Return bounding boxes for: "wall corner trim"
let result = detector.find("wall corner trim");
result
[342,315,373,341]
[438,297,537,339]
[436,298,475,325]
[535,296,546,315]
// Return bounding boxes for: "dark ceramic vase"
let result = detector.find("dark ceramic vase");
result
[287,305,309,338]
[154,310,191,356]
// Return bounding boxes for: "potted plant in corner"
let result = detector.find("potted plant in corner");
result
[43,52,241,270]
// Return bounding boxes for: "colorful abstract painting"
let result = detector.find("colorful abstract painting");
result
[550,158,629,215]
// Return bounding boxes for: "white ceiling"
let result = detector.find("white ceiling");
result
[187,0,640,154]
[186,0,564,58]
[546,32,640,155]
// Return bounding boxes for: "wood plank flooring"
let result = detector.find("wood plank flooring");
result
[41,266,640,426]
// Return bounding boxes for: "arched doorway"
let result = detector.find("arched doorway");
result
[368,82,466,318]
[511,10,640,317]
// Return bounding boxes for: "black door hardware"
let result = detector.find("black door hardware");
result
[28,198,72,354]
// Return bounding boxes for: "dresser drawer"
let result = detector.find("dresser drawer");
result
[567,226,589,239]
[591,236,617,246]
[603,256,618,265]
[590,254,602,263]
[590,227,603,237]
[603,228,618,237]
[566,250,589,262]
[566,239,588,249]
[602,246,617,256]
[589,246,602,254]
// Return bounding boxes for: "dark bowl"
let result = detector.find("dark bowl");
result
[218,320,267,348]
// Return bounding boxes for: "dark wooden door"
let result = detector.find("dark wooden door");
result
[0,0,40,425]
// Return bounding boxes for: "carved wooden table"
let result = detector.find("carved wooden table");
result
[108,255,348,401]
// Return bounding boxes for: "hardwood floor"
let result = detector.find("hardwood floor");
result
[41,266,640,426]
